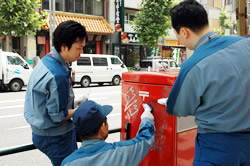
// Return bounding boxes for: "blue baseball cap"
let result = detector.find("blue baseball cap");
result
[73,100,113,135]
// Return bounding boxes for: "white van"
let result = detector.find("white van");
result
[71,54,128,87]
[139,58,180,71]
[0,50,33,91]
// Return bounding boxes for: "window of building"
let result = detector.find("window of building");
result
[42,0,103,15]
[125,9,137,24]
[93,0,103,16]
[43,0,49,10]
[248,2,250,14]
[225,0,232,5]
[75,0,84,13]
[85,0,103,16]
[93,57,108,66]
[56,0,64,11]
[65,0,74,12]
[12,37,21,55]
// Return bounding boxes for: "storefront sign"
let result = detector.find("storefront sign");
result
[121,32,139,44]
[172,48,180,64]
[165,40,184,46]
[115,0,124,32]
[150,47,159,57]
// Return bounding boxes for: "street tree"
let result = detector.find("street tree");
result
[131,0,174,48]
[0,0,46,51]
[212,9,233,36]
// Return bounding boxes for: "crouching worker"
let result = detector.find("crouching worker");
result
[61,100,155,166]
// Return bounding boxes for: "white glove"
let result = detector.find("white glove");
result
[157,98,168,106]
[141,103,154,121]
[74,95,88,108]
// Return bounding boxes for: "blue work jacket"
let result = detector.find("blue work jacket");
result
[61,118,155,166]
[24,48,75,136]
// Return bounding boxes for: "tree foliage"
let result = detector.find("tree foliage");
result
[212,9,233,36]
[0,0,46,37]
[131,0,174,48]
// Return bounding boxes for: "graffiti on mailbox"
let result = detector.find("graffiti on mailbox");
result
[123,86,139,120]
[152,116,168,152]
[123,86,168,153]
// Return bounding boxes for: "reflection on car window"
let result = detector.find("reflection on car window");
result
[7,56,25,66]
[140,61,152,68]
[170,61,177,67]
[111,57,122,64]
[77,57,91,66]
[93,57,108,66]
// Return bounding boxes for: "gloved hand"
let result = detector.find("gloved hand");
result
[141,103,154,121]
[74,95,88,108]
[157,98,168,106]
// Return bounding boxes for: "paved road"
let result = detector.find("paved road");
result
[0,84,122,166]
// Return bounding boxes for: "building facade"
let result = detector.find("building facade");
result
[0,0,249,67]
[38,0,113,59]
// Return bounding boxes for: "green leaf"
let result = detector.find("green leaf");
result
[0,0,45,37]
[131,0,174,48]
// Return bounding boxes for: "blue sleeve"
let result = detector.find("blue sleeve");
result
[114,118,155,165]
[46,74,69,123]
[168,66,203,116]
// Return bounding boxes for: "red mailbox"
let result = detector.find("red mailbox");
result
[121,71,197,166]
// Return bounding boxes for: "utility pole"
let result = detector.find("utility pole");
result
[236,0,248,36]
[49,0,56,51]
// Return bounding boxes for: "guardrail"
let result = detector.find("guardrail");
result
[0,128,122,157]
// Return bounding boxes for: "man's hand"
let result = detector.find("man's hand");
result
[74,95,88,108]
[157,98,168,106]
[141,103,154,121]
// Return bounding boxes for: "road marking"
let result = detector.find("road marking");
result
[4,114,122,131]
[0,99,24,103]
[0,114,23,119]
[6,125,30,131]
[0,105,24,110]
[0,103,121,119]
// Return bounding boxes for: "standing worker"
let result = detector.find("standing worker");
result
[158,0,250,165]
[24,20,88,166]
[61,100,155,166]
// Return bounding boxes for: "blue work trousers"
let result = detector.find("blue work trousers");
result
[193,132,250,166]
[32,130,77,166]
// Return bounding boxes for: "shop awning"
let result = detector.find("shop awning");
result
[42,12,114,35]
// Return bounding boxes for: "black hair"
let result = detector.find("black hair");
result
[79,117,107,140]
[53,20,88,53]
[170,0,208,33]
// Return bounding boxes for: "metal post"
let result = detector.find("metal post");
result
[53,0,56,37]
[236,0,248,36]
[49,0,52,51]
[0,128,122,156]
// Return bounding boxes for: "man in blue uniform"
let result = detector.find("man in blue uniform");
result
[158,0,250,165]
[61,100,155,166]
[24,20,88,166]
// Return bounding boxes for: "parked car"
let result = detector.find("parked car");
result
[71,54,128,87]
[138,58,180,71]
[0,50,33,91]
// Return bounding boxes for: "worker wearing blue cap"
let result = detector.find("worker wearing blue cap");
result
[61,100,155,166]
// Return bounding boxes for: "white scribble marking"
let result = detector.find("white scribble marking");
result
[123,86,139,120]
[139,91,149,101]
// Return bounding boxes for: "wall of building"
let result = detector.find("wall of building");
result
[124,0,142,9]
